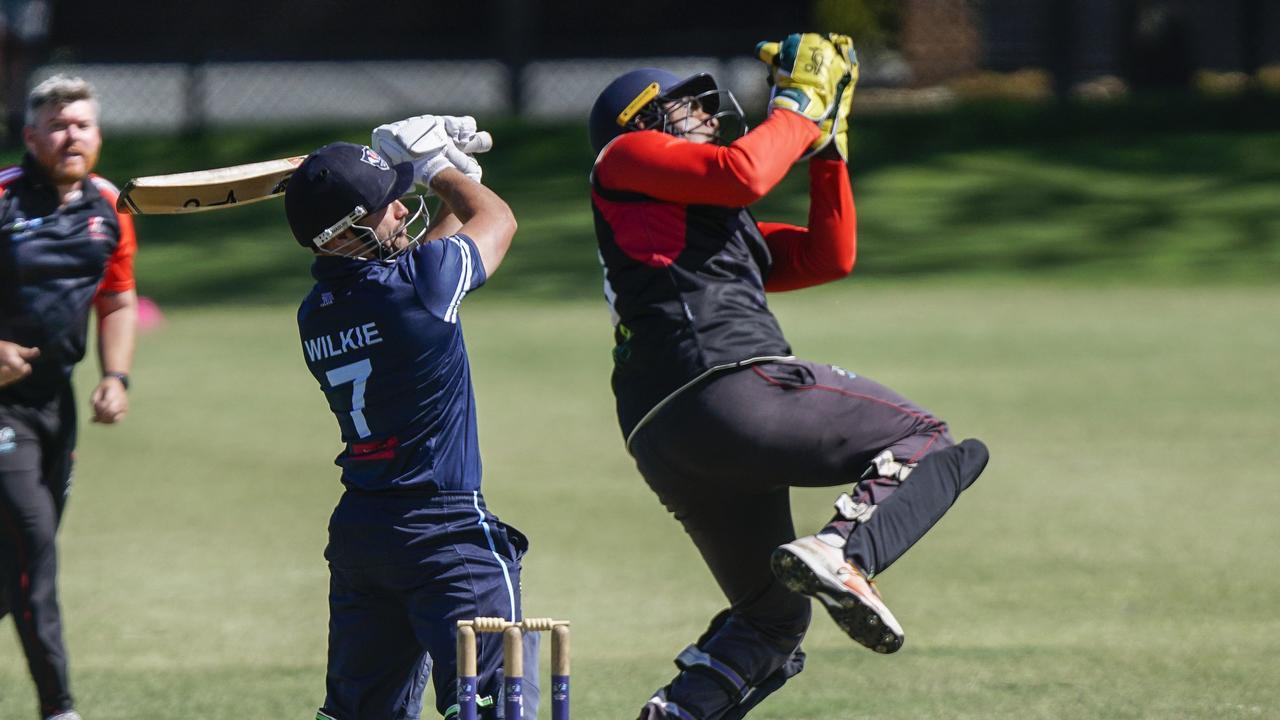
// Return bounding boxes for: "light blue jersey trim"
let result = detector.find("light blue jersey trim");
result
[472,491,517,620]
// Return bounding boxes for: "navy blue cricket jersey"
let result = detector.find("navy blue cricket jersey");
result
[297,234,487,492]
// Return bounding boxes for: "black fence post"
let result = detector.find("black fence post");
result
[1240,0,1261,76]
[1049,0,1078,100]
[500,0,532,116]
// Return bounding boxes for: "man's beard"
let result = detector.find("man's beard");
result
[39,143,99,185]
[52,154,95,184]
[52,166,89,184]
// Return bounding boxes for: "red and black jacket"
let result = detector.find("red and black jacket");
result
[590,109,857,439]
[1,154,137,405]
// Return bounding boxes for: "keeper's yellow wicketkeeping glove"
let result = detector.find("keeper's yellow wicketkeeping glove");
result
[757,33,858,158]
[823,34,857,160]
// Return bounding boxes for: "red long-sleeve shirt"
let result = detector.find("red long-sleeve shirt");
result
[595,108,856,291]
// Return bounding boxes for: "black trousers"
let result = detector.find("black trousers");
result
[0,388,77,717]
[628,359,985,714]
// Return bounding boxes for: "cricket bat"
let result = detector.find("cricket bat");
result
[116,156,305,215]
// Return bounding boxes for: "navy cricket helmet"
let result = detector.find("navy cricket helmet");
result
[285,142,415,249]
[588,68,744,153]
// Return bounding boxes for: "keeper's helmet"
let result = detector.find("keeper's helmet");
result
[588,68,747,154]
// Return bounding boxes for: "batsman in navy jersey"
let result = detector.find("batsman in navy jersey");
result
[285,129,534,720]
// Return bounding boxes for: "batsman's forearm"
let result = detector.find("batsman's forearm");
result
[429,169,516,276]
[96,290,138,375]
[430,169,500,223]
[425,200,464,242]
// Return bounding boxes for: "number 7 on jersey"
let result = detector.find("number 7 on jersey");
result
[327,359,373,439]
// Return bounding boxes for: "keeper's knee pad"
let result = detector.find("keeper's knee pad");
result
[640,610,807,720]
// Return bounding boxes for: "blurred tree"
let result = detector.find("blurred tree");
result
[813,0,902,47]
[1125,0,1193,89]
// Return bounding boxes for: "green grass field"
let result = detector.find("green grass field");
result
[3,103,1279,718]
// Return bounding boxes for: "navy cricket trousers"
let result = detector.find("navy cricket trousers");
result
[0,389,77,718]
[319,489,538,720]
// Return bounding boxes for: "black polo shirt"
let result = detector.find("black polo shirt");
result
[1,154,136,405]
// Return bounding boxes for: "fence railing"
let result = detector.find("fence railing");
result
[35,58,774,132]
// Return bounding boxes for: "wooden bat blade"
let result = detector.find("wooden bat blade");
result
[117,156,305,215]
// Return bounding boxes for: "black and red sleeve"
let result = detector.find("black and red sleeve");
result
[90,176,138,295]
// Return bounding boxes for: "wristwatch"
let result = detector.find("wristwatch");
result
[104,371,130,390]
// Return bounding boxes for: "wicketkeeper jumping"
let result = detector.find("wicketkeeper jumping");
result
[586,33,990,719]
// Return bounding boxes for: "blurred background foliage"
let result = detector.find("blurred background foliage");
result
[814,0,903,48]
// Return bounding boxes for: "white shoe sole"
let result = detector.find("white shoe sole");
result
[771,541,905,654]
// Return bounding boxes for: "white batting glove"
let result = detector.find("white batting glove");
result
[372,115,490,191]
[443,143,483,184]
[439,115,494,155]
[382,114,492,154]
[372,116,456,189]
[440,117,486,184]
[429,116,489,182]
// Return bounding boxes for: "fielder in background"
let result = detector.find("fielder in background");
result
[1,74,138,720]
[285,116,537,720]
[587,33,990,719]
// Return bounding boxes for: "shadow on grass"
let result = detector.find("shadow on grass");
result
[853,130,1280,280]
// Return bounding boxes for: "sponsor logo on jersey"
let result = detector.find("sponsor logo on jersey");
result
[0,426,16,454]
[2,215,43,240]
[360,147,390,171]
[321,292,335,307]
[350,434,399,461]
[88,215,109,240]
